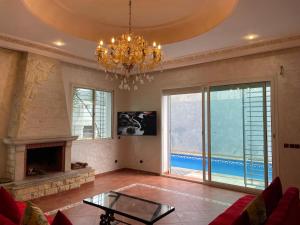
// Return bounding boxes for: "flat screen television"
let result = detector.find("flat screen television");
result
[117,111,157,136]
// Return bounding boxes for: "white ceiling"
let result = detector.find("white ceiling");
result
[0,0,300,61]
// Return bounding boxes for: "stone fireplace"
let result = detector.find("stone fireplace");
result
[3,136,76,181]
[0,54,95,201]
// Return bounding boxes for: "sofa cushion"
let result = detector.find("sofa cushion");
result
[51,211,72,225]
[232,210,250,225]
[0,187,21,224]
[244,194,266,225]
[265,187,299,225]
[209,195,255,225]
[0,214,17,225]
[262,177,282,217]
[284,201,300,225]
[21,202,50,225]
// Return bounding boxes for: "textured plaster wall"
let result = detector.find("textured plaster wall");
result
[0,49,21,177]
[9,53,71,138]
[125,47,300,189]
[61,63,130,174]
[0,48,129,177]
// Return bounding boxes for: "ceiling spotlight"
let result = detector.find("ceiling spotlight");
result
[52,40,65,46]
[243,34,259,41]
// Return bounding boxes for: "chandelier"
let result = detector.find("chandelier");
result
[95,0,163,91]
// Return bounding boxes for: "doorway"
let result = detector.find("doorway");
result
[162,81,273,190]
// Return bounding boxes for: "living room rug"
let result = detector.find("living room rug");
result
[46,183,232,225]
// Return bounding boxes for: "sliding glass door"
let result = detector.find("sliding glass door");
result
[163,81,272,190]
[168,92,203,179]
[209,82,272,189]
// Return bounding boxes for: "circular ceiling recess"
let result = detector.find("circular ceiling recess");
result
[22,0,239,44]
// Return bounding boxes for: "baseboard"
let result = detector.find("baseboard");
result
[94,168,125,178]
[94,168,160,178]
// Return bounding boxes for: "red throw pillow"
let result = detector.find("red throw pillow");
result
[262,177,283,217]
[0,214,17,225]
[51,211,72,225]
[0,187,21,224]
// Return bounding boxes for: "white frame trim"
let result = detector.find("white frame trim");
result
[70,84,114,141]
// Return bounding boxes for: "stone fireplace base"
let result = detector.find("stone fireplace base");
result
[3,136,77,181]
[3,167,95,201]
[1,136,96,201]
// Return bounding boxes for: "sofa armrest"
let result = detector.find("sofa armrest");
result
[209,195,255,225]
[265,187,299,225]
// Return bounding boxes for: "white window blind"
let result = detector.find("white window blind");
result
[72,87,112,139]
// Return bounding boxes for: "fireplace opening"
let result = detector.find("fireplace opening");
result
[26,142,65,176]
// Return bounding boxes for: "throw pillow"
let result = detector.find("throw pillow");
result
[21,202,50,225]
[245,194,267,225]
[0,187,21,224]
[262,177,282,217]
[51,211,72,225]
[0,214,17,225]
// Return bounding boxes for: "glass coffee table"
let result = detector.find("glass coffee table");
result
[83,191,175,225]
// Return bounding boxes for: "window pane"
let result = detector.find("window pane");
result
[72,88,94,139]
[95,90,112,138]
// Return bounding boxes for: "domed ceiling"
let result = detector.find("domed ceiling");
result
[22,0,239,44]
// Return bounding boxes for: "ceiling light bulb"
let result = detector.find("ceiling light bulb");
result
[244,34,259,40]
[158,45,161,50]
[52,40,65,47]
[153,42,157,47]
[111,38,115,43]
[127,36,131,42]
[99,40,104,46]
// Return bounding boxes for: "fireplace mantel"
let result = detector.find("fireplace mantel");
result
[3,136,78,145]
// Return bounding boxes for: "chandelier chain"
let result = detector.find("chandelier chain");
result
[129,0,132,33]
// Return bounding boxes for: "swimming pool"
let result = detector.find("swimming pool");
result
[171,153,272,180]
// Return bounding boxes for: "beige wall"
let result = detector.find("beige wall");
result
[0,49,21,176]
[1,45,300,190]
[10,53,71,138]
[61,63,130,174]
[0,48,129,177]
[124,47,300,189]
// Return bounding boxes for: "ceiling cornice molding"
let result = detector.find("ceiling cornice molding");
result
[0,33,100,70]
[1,33,300,73]
[161,34,300,71]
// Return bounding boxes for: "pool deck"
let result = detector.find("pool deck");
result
[170,166,264,189]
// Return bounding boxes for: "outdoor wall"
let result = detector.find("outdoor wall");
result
[124,47,300,189]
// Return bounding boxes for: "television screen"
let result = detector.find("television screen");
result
[117,111,157,136]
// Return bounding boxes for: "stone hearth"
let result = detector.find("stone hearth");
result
[4,167,95,201]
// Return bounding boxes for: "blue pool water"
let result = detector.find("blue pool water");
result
[171,154,272,180]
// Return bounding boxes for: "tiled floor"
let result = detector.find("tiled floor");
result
[32,169,246,225]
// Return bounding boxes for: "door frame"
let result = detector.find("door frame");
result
[161,76,278,192]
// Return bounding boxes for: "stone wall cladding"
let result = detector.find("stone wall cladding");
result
[4,168,95,201]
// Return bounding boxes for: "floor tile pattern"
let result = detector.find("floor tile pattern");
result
[32,170,246,225]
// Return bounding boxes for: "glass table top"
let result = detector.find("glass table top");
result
[83,191,175,224]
